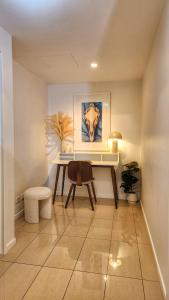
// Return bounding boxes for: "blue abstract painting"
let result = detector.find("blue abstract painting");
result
[82,102,102,142]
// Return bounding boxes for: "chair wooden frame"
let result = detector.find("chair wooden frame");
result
[65,161,97,211]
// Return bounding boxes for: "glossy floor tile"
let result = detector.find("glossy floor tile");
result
[15,216,27,231]
[104,276,144,300]
[3,199,163,300]
[95,205,114,219]
[135,220,150,244]
[87,218,112,240]
[108,241,141,279]
[24,267,72,300]
[64,217,92,237]
[0,263,40,300]
[19,219,50,233]
[143,280,164,300]
[111,219,137,243]
[45,235,84,269]
[0,261,11,277]
[132,206,144,222]
[113,204,133,221]
[75,238,110,274]
[16,233,59,266]
[40,215,71,235]
[138,244,159,281]
[64,271,105,300]
[0,231,37,262]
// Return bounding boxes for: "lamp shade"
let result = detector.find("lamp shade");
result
[109,131,122,140]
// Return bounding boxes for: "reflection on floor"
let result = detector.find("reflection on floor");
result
[0,197,164,300]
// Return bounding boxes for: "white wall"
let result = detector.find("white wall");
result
[141,1,169,297]
[0,26,15,254]
[48,80,142,199]
[13,62,48,200]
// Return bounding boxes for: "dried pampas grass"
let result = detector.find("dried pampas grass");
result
[46,112,73,141]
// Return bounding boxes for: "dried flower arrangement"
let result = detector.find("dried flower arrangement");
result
[46,112,73,152]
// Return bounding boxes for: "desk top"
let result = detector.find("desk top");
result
[52,159,119,167]
[52,152,119,167]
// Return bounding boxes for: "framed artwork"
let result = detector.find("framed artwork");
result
[74,92,111,151]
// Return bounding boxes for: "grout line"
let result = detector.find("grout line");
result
[41,207,71,267]
[3,200,154,299]
[0,232,40,266]
[21,206,69,299]
[103,208,115,300]
[21,265,42,299]
[62,208,95,300]
[132,205,146,300]
[0,261,14,279]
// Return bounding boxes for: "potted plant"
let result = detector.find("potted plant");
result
[121,161,140,204]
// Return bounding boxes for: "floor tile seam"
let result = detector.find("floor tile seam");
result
[132,206,146,300]
[103,211,115,300]
[2,232,40,264]
[62,219,107,300]
[43,202,73,300]
[21,265,43,299]
[16,213,66,266]
[72,216,94,272]
[41,217,70,268]
[0,261,13,279]
[16,232,60,265]
[61,219,92,300]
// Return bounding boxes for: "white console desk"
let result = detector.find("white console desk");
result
[52,152,119,209]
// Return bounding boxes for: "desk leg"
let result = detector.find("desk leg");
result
[53,165,61,204]
[61,165,66,196]
[111,166,118,209]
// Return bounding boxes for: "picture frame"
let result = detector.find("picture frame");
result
[73,92,111,152]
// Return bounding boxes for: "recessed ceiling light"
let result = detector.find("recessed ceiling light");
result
[90,62,98,69]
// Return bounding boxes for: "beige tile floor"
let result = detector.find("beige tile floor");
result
[0,196,164,300]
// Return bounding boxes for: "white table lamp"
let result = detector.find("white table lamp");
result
[109,131,122,153]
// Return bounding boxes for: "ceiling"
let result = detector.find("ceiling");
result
[0,0,165,83]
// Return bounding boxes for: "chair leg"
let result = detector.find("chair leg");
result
[65,184,74,208]
[72,185,76,201]
[86,184,94,211]
[91,181,97,203]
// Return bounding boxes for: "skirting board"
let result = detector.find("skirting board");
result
[141,202,166,299]
[15,192,126,220]
[4,238,16,254]
[56,189,125,200]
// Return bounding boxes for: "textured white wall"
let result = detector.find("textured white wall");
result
[48,80,142,199]
[13,62,48,199]
[0,26,15,254]
[141,1,169,296]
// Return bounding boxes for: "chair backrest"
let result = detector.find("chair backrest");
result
[68,161,93,185]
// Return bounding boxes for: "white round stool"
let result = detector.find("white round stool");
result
[24,187,52,223]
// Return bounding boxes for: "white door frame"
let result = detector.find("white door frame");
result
[0,26,15,255]
[0,51,3,254]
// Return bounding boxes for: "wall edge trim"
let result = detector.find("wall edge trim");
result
[141,201,166,298]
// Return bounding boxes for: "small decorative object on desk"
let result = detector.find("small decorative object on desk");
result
[120,161,140,204]
[46,112,73,153]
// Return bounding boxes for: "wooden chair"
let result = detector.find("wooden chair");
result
[65,161,97,211]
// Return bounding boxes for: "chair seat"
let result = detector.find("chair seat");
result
[24,187,52,201]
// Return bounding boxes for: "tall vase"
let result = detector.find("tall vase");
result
[60,140,66,153]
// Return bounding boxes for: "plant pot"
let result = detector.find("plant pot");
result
[127,193,137,205]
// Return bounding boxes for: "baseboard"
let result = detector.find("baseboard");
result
[56,189,125,200]
[4,238,16,254]
[141,202,166,299]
